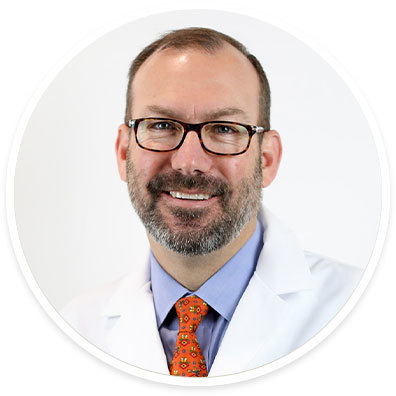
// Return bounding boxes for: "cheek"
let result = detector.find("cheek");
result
[130,145,170,181]
[220,156,254,182]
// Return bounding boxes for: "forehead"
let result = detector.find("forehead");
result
[130,43,260,123]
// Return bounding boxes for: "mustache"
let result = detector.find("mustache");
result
[146,171,232,197]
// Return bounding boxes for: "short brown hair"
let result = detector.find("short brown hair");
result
[124,27,271,131]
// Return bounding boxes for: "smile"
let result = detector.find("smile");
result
[169,191,212,200]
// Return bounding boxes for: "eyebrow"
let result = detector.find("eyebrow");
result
[144,105,248,121]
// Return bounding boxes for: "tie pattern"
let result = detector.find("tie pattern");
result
[169,295,209,377]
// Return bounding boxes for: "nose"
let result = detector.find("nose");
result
[170,131,213,175]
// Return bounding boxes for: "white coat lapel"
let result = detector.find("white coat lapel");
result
[105,281,169,374]
[209,207,314,376]
[101,260,169,375]
[209,274,291,376]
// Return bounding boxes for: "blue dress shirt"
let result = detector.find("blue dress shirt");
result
[150,219,263,373]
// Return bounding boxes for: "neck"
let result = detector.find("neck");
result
[148,216,257,291]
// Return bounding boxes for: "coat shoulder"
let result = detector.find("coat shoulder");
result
[60,275,128,336]
[302,251,364,315]
[305,251,363,289]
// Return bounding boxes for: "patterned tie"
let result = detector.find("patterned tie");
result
[169,295,209,377]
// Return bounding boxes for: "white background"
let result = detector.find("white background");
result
[1,0,395,394]
[11,9,382,310]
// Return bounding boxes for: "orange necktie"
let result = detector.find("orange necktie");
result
[169,295,209,377]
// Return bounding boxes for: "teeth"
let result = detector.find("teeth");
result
[169,191,211,200]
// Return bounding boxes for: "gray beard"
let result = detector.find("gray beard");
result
[126,153,262,256]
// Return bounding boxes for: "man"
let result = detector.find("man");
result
[62,27,362,377]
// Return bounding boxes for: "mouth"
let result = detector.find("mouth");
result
[167,191,212,201]
[160,190,219,209]
[146,172,230,206]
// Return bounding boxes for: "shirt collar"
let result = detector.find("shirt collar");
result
[149,250,187,327]
[150,219,263,328]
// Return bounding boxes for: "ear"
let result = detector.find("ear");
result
[260,130,282,188]
[115,123,130,182]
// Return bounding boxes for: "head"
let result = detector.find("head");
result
[116,27,282,256]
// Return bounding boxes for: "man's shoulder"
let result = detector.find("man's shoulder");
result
[60,258,150,318]
[304,251,363,280]
[60,275,128,330]
[303,250,363,302]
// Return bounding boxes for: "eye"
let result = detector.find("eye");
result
[149,121,174,130]
[212,124,239,134]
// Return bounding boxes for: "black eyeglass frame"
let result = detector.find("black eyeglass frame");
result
[127,117,268,156]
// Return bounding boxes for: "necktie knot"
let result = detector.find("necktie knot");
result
[175,295,209,333]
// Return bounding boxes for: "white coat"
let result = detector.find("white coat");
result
[61,208,362,376]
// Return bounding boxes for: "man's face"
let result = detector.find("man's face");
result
[116,44,279,256]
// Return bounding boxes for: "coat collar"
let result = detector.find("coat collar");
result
[254,206,314,295]
[100,257,150,318]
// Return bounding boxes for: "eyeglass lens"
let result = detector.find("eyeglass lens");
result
[136,119,250,154]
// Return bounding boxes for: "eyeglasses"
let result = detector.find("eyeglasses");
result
[128,118,267,156]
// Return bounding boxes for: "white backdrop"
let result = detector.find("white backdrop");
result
[12,10,381,311]
[1,0,394,393]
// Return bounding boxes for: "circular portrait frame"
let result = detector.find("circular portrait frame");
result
[6,8,389,386]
